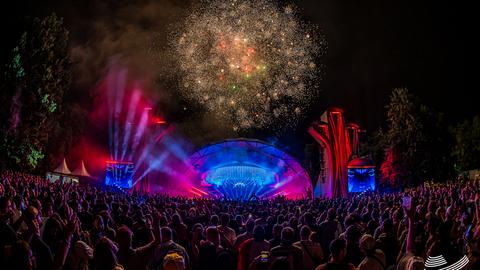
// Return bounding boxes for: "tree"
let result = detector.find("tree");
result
[0,14,72,172]
[416,105,454,182]
[378,88,423,186]
[374,88,454,187]
[359,127,385,166]
[451,116,480,173]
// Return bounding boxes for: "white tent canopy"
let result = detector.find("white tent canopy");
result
[72,160,91,177]
[54,158,71,174]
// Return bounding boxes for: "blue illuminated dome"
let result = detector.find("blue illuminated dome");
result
[188,139,311,200]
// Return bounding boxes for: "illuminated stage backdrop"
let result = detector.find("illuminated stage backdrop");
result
[347,157,375,192]
[188,139,311,200]
[105,161,135,189]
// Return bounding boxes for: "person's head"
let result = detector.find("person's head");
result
[93,237,118,270]
[210,215,219,226]
[304,212,314,225]
[42,214,63,248]
[0,196,13,223]
[300,225,311,241]
[159,215,168,227]
[93,215,105,231]
[0,196,13,215]
[10,240,35,270]
[235,215,243,225]
[73,241,93,263]
[216,249,235,270]
[269,256,291,270]
[406,256,424,270]
[267,216,274,226]
[220,213,230,226]
[25,206,39,223]
[206,226,220,246]
[276,214,285,224]
[289,217,298,228]
[381,218,393,233]
[345,225,362,244]
[13,195,23,211]
[69,201,80,214]
[359,234,376,255]
[163,252,185,270]
[172,213,181,225]
[272,224,282,238]
[253,225,266,242]
[116,226,133,249]
[344,215,356,228]
[44,202,54,217]
[82,200,90,212]
[436,207,446,220]
[327,208,336,221]
[161,227,173,243]
[245,218,255,234]
[30,199,42,214]
[393,208,403,223]
[280,227,295,246]
[192,223,204,236]
[309,231,319,242]
[330,238,347,262]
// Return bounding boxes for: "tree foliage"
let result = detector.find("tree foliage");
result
[380,88,423,186]
[364,88,454,187]
[416,105,454,182]
[0,14,76,172]
[451,116,480,172]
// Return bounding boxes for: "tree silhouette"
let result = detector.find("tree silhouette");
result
[1,14,73,171]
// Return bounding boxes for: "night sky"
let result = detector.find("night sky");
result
[0,0,470,158]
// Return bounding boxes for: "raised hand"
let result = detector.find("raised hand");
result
[64,211,78,239]
[404,197,416,221]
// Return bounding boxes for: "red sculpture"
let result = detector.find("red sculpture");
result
[309,107,361,198]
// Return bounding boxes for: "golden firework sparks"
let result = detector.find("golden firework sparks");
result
[175,0,324,130]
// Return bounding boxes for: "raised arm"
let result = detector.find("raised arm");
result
[152,211,161,245]
[475,193,480,226]
[52,210,76,270]
[405,198,416,253]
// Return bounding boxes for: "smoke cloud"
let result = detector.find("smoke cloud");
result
[69,0,235,146]
[70,0,185,87]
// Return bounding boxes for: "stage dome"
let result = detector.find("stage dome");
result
[188,139,311,200]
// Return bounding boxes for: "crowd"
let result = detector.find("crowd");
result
[1,170,480,270]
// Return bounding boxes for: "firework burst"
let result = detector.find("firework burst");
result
[175,0,324,131]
